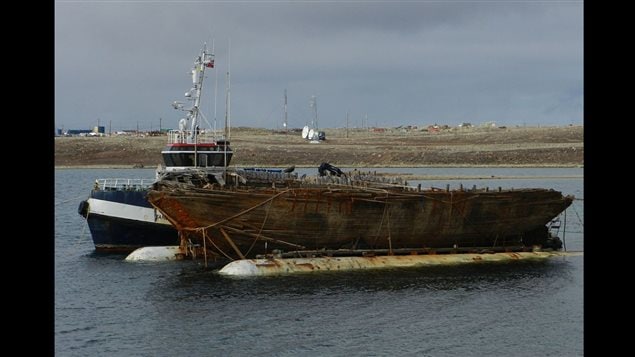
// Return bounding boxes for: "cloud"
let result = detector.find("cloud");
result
[55,1,583,131]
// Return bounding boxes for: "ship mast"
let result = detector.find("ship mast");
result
[187,43,215,143]
[165,43,233,171]
[224,40,231,142]
[213,39,218,134]
[223,40,231,170]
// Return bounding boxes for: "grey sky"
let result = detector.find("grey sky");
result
[55,1,583,132]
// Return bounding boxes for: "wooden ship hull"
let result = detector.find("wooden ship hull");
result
[147,172,573,267]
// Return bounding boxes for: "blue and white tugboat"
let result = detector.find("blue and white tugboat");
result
[78,44,233,252]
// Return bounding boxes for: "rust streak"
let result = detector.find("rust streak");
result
[290,190,297,212]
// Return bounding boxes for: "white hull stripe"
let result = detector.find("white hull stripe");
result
[87,198,171,225]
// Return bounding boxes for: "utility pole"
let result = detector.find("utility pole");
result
[109,120,112,136]
[284,89,288,134]
[159,117,162,133]
[309,95,318,138]
[315,97,318,132]
[346,111,349,139]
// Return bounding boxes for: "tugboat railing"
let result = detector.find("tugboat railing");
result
[94,178,155,191]
[166,129,225,145]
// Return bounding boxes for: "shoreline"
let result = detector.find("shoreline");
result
[55,163,583,170]
[55,165,583,181]
[55,126,583,168]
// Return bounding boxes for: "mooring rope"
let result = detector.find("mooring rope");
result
[371,193,390,247]
[202,228,207,267]
[562,209,567,251]
[73,205,90,249]
[75,215,89,249]
[199,228,234,261]
[55,194,88,206]
[571,200,584,228]
[184,189,290,232]
[244,196,275,257]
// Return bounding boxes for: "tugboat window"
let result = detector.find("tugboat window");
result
[185,154,194,166]
[199,154,208,167]
[162,154,174,166]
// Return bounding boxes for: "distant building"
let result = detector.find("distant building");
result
[66,129,93,136]
[115,130,138,136]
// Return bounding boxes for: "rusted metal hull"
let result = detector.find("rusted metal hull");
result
[147,183,573,263]
[218,251,583,276]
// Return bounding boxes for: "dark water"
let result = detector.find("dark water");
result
[55,168,583,356]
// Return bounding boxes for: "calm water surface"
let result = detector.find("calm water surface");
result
[55,168,583,356]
